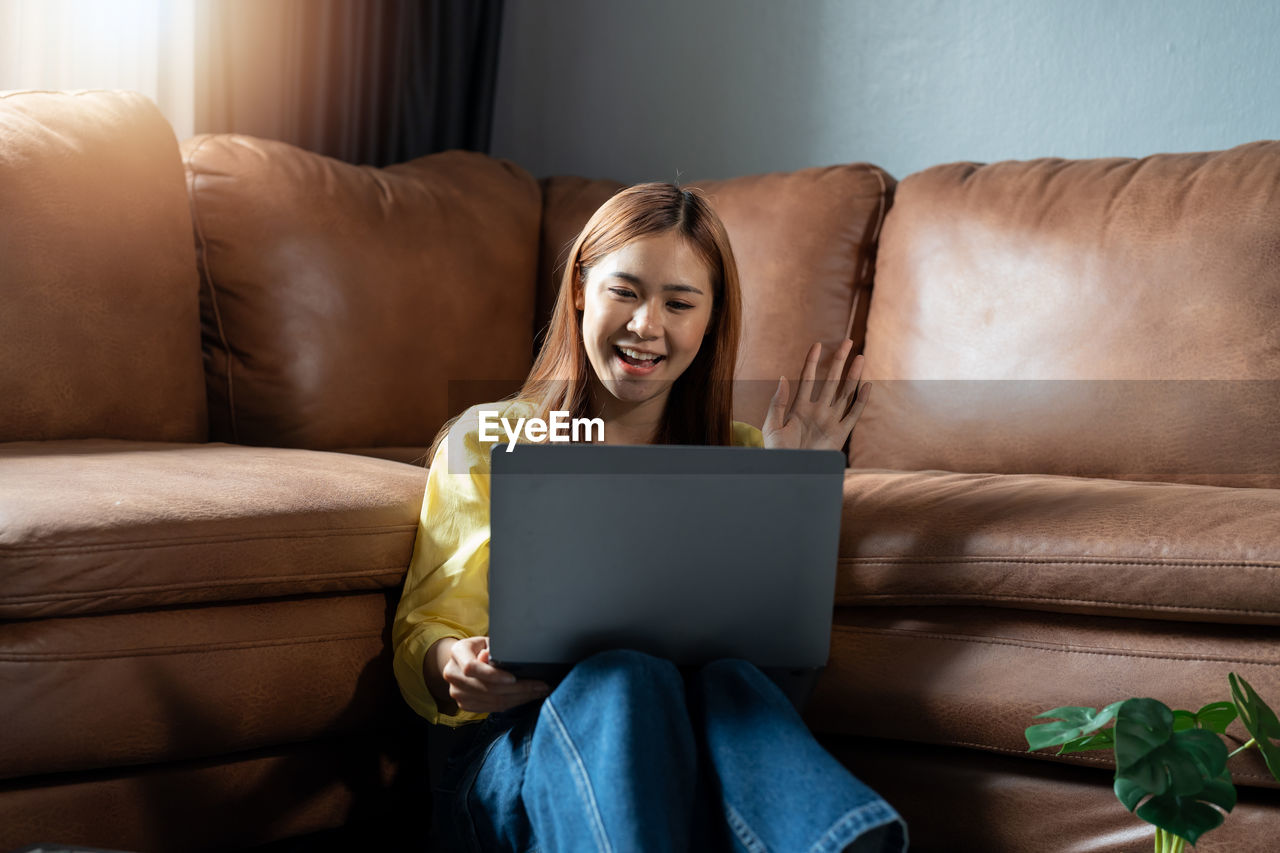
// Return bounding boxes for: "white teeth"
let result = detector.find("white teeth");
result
[619,346,661,362]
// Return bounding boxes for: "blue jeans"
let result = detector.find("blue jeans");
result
[433,649,906,852]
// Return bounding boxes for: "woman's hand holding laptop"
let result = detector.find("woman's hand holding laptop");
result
[427,636,550,715]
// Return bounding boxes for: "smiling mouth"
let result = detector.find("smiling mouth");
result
[614,345,665,367]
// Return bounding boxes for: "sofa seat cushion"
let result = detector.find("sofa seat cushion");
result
[0,440,426,620]
[0,734,404,853]
[809,606,1280,792]
[838,469,1280,625]
[0,592,396,782]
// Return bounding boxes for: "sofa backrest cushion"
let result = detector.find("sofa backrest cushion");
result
[855,142,1280,488]
[0,90,206,443]
[538,165,895,428]
[182,138,540,451]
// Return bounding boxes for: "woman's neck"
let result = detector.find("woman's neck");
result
[586,382,669,445]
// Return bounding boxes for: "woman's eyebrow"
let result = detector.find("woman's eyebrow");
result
[609,271,705,295]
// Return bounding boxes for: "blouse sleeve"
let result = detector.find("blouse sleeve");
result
[391,409,493,726]
[731,420,765,447]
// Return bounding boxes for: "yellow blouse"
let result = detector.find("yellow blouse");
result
[391,400,765,726]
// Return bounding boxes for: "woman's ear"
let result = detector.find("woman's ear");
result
[574,285,585,311]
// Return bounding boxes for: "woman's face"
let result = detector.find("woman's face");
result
[575,231,715,411]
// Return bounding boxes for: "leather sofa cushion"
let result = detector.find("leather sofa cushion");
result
[812,607,1280,792]
[0,440,425,620]
[334,446,431,466]
[856,142,1280,488]
[0,592,394,783]
[837,469,1280,624]
[0,90,206,444]
[539,164,895,428]
[182,138,540,449]
[0,733,405,853]
[536,176,624,338]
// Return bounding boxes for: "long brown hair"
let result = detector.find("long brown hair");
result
[428,182,742,463]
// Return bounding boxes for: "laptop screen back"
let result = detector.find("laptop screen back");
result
[489,444,844,671]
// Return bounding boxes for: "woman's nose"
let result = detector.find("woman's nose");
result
[627,303,661,339]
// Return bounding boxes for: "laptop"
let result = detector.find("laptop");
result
[488,443,845,711]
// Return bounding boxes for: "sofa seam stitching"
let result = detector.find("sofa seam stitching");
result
[0,629,385,662]
[832,624,1280,666]
[936,738,1275,784]
[839,556,1280,569]
[183,134,238,443]
[0,565,406,604]
[0,523,417,555]
[837,591,1280,617]
[842,163,888,343]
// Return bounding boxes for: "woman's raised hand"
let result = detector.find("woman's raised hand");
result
[430,636,550,715]
[762,340,871,451]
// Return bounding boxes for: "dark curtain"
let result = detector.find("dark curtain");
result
[195,0,504,166]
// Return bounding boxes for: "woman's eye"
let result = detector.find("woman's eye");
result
[668,301,694,311]
[608,287,635,299]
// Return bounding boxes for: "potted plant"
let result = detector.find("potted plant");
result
[1026,673,1280,851]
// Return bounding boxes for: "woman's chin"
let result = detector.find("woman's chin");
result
[601,376,669,406]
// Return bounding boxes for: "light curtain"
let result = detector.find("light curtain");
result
[0,0,199,139]
[196,0,505,165]
[0,0,504,164]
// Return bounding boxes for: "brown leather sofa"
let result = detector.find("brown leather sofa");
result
[2,89,1277,852]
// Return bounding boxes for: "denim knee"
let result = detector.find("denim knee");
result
[524,649,701,851]
[698,658,771,694]
[699,657,759,681]
[566,648,684,694]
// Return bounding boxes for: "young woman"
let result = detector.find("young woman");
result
[393,183,906,852]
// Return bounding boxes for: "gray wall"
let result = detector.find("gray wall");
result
[490,0,1280,182]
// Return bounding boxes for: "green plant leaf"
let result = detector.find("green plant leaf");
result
[1133,769,1236,846]
[1114,699,1228,797]
[1229,673,1280,781]
[1059,728,1115,755]
[1026,701,1124,752]
[1194,701,1237,735]
[1166,730,1231,794]
[1171,710,1197,732]
[1114,775,1147,812]
[1114,699,1174,777]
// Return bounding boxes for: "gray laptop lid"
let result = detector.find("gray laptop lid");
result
[489,444,845,672]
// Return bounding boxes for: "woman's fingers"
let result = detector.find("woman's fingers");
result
[793,339,859,415]
[447,667,550,712]
[452,682,549,713]
[462,655,516,685]
[840,379,872,427]
[457,635,490,660]
[821,339,854,406]
[766,342,870,450]
[798,341,822,403]
[449,649,536,693]
[836,351,865,413]
[445,635,550,711]
[449,671,548,700]
[762,375,789,434]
